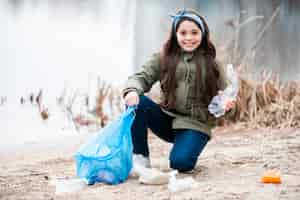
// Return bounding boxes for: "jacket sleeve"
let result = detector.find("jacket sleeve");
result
[122,53,161,97]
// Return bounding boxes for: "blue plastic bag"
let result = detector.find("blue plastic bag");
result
[74,106,136,185]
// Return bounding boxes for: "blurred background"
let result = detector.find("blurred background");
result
[0,0,299,103]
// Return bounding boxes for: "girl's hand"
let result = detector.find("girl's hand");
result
[224,98,236,112]
[124,91,139,106]
[217,91,236,112]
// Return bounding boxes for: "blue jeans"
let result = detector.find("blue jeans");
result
[131,95,209,172]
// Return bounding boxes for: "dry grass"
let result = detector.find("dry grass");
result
[60,73,300,130]
[95,77,110,127]
[95,77,124,127]
[229,69,300,129]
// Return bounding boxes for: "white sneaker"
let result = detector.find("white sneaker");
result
[130,154,151,178]
[133,154,151,168]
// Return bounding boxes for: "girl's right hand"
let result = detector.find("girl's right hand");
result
[124,91,139,106]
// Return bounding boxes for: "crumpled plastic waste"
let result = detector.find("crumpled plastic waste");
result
[49,177,86,194]
[134,164,170,185]
[167,170,200,193]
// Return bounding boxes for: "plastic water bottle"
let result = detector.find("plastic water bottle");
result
[208,64,239,118]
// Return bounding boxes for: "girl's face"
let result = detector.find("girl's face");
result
[176,20,202,52]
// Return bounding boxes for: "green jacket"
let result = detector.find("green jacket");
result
[123,51,230,138]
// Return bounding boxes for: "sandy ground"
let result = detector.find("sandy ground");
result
[1,126,300,200]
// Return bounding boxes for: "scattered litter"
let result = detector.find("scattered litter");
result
[49,177,86,194]
[135,165,169,185]
[261,169,282,184]
[168,170,200,193]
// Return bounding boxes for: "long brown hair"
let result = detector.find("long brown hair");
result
[160,9,221,109]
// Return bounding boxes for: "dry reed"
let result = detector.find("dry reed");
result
[229,69,300,129]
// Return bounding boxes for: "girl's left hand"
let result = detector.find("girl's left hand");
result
[224,99,236,112]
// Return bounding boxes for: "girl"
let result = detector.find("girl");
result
[123,9,235,173]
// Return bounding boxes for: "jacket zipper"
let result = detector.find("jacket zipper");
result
[183,59,190,110]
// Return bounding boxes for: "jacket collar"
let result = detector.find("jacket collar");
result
[181,48,206,62]
[182,51,194,62]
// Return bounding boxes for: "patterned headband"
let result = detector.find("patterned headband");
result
[170,10,205,35]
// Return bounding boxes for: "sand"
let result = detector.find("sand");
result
[1,126,300,200]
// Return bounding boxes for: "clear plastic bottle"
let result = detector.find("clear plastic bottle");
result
[208,64,239,118]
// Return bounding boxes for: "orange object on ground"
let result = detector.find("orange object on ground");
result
[261,169,282,184]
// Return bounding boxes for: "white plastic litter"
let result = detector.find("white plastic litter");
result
[136,165,170,185]
[50,178,86,194]
[167,170,200,193]
[208,64,239,118]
